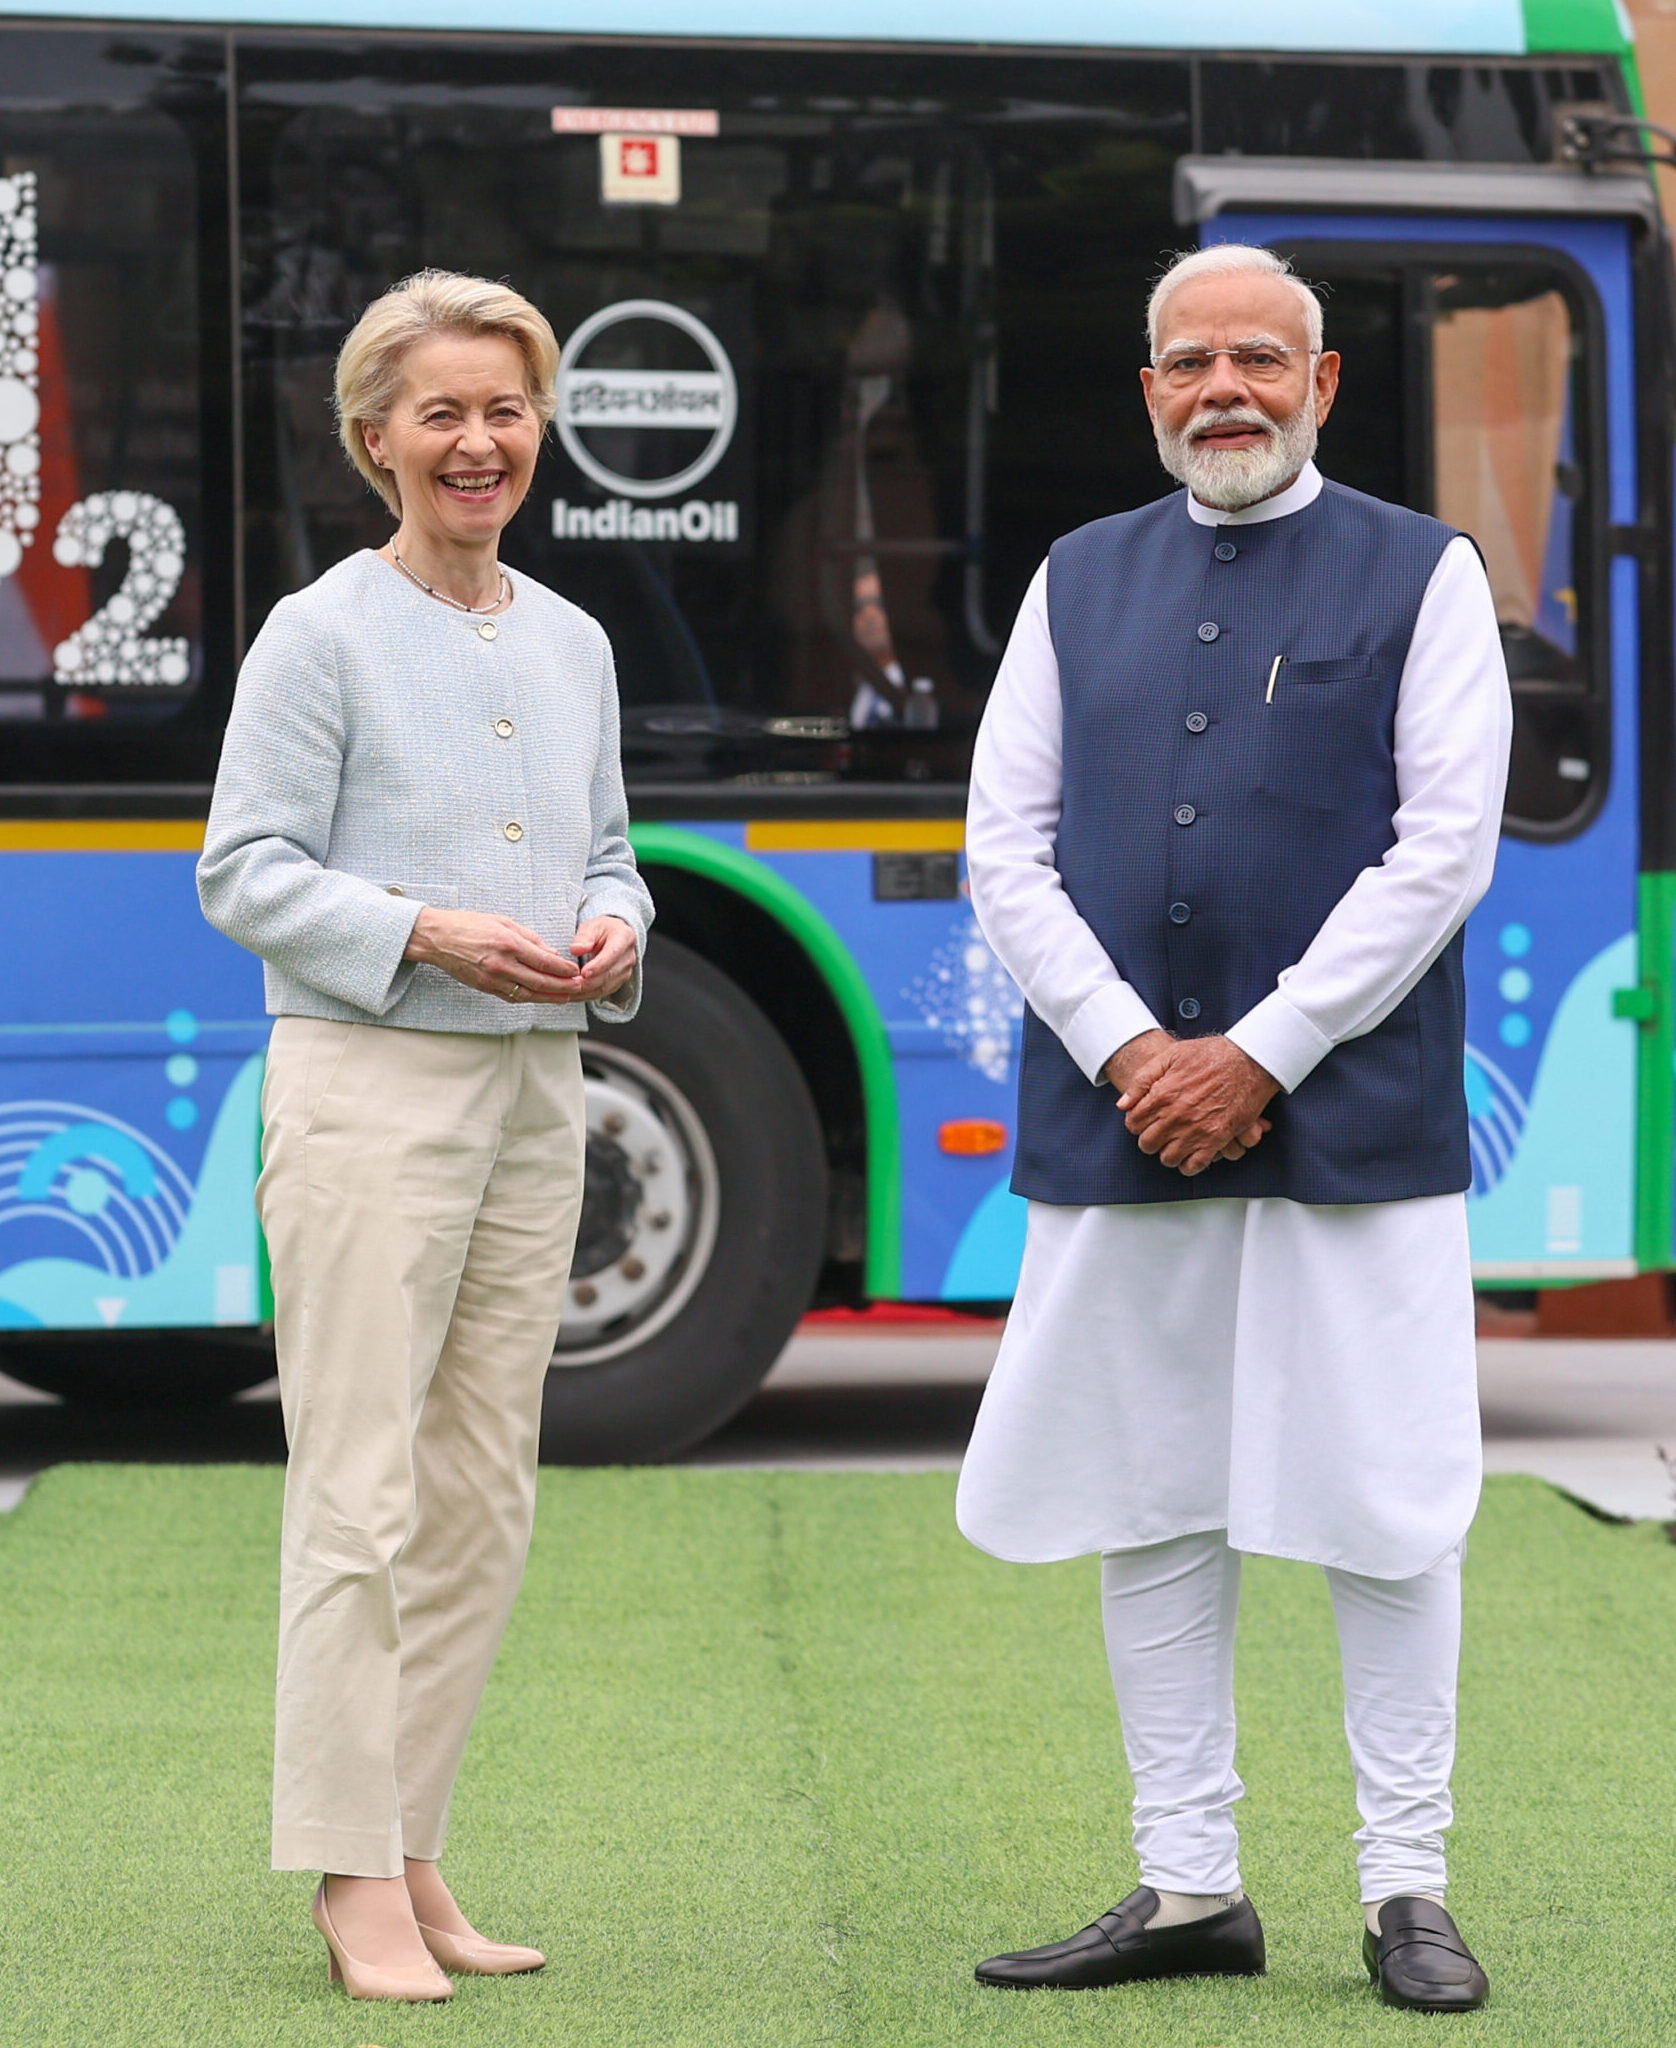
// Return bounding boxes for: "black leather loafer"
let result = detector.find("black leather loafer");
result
[976,1887,1265,1989]
[1363,1897,1488,2012]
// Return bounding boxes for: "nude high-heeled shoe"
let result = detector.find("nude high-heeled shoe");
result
[312,1882,456,2001]
[416,1921,546,1975]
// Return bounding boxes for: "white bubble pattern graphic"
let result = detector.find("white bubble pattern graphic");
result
[0,1102,194,1279]
[0,173,41,577]
[53,491,190,686]
[908,912,1024,1085]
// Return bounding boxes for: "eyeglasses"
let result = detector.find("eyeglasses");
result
[1150,343,1318,386]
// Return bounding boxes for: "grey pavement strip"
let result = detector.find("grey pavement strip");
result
[1476,1338,1676,1523]
[3,1335,1676,1521]
[1475,1338,1676,1440]
[0,1372,55,1408]
[1482,1438,1675,1523]
[762,1327,1005,1389]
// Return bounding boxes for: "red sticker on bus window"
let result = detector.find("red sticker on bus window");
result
[599,133,681,205]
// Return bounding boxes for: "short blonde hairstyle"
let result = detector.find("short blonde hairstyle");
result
[334,270,560,513]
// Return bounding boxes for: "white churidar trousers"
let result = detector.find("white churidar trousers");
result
[1103,1530,1462,1902]
[956,1195,1481,1579]
[259,1017,586,1877]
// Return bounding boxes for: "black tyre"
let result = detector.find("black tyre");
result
[0,1328,276,1406]
[541,936,828,1463]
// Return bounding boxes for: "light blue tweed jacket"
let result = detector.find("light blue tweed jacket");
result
[198,550,653,1032]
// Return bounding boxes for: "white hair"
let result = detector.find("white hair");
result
[1146,245,1324,357]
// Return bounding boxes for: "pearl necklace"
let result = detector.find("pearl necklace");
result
[389,543,509,633]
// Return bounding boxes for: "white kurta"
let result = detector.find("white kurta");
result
[955,464,1513,1579]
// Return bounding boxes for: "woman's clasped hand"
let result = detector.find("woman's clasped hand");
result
[404,906,638,1005]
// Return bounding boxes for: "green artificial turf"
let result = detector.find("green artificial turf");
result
[0,1466,1673,2047]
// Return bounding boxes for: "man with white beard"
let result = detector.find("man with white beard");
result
[960,244,1510,2013]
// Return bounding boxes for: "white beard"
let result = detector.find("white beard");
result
[1155,401,1319,512]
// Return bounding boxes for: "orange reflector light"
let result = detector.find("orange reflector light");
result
[938,1118,1007,1156]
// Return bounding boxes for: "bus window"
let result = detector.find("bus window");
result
[1199,58,1623,167]
[0,87,202,728]
[1294,248,1605,841]
[236,39,1189,786]
[1430,271,1597,836]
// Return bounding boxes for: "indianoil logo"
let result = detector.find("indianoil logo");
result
[555,299,737,501]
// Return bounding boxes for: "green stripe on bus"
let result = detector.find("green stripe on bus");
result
[1633,868,1676,1271]
[1522,0,1633,57]
[629,823,903,1299]
[255,1050,274,1324]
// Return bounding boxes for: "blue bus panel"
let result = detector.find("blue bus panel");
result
[0,847,267,1333]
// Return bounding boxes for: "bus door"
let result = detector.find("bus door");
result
[1178,159,1666,1282]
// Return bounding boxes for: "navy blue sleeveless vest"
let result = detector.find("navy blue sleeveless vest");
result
[1012,479,1471,1207]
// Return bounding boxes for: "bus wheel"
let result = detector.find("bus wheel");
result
[541,937,828,1463]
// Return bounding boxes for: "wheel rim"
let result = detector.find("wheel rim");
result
[551,1042,721,1368]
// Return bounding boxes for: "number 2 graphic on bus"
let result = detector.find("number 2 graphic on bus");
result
[0,168,190,689]
[51,493,189,687]
[0,172,42,582]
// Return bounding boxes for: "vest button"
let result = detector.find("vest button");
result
[503,821,524,842]
[494,717,515,738]
[1177,997,1202,1021]
[1169,902,1191,924]
[1185,711,1208,733]
[1197,620,1220,643]
[1173,804,1197,826]
[1214,540,1237,562]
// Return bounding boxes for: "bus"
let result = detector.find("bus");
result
[0,0,1669,1458]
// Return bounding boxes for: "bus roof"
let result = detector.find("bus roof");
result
[0,0,1636,60]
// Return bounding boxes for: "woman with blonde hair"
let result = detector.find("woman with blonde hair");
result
[199,270,652,2002]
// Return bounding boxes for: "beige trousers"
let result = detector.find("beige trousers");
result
[258,1018,586,1877]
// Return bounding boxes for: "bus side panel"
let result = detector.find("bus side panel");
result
[0,847,270,1332]
[738,834,1026,1302]
[1462,554,1640,1277]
